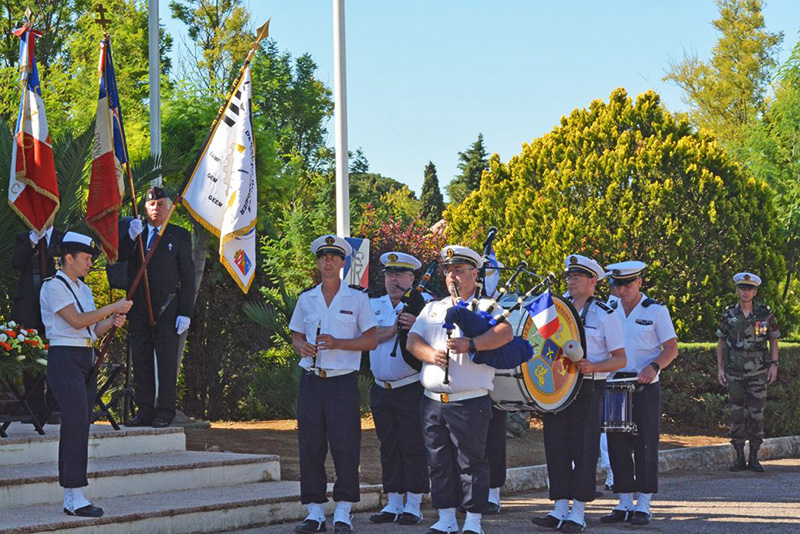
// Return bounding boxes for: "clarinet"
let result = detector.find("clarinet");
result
[444,282,459,385]
[312,322,322,371]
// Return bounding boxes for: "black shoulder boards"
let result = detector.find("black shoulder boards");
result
[300,284,318,294]
[642,298,664,308]
[349,284,368,293]
[595,300,614,314]
[609,299,619,309]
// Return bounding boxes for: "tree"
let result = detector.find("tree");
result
[349,147,369,174]
[445,88,787,341]
[665,0,782,151]
[421,161,445,225]
[446,133,489,205]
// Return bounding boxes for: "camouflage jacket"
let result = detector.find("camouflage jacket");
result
[716,301,780,355]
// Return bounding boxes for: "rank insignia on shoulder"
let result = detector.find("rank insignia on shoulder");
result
[642,298,663,308]
[300,284,318,294]
[595,300,614,314]
[349,284,368,293]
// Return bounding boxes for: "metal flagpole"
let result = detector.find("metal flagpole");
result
[333,0,350,237]
[148,0,161,187]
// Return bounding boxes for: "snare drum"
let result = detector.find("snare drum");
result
[602,375,639,433]
[491,294,587,413]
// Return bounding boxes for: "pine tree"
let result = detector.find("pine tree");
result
[446,133,489,204]
[421,161,445,225]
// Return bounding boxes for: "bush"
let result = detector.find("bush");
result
[662,342,800,437]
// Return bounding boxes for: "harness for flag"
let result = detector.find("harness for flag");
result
[524,289,561,339]
[181,66,257,293]
[87,36,126,262]
[8,24,59,234]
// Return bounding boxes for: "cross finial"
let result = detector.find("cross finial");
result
[24,7,33,28]
[94,3,111,31]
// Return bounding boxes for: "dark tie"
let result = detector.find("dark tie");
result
[146,227,158,253]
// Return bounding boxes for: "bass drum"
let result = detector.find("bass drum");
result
[491,294,586,413]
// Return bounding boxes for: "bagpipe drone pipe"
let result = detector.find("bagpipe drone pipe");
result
[395,260,440,369]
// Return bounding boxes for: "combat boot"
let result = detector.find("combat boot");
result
[748,441,764,472]
[729,442,746,471]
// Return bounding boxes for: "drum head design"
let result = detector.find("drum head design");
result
[518,295,586,412]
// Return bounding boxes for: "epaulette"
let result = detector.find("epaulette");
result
[642,298,664,308]
[609,299,619,310]
[42,275,55,283]
[349,284,368,293]
[595,300,614,314]
[300,284,318,294]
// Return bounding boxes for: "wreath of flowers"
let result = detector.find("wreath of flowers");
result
[0,320,48,385]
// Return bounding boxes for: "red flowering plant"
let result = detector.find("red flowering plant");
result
[0,320,48,385]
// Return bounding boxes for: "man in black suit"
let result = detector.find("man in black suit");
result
[121,187,195,428]
[11,227,63,424]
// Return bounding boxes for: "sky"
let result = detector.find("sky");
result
[161,1,800,199]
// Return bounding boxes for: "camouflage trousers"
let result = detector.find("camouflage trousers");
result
[725,369,768,445]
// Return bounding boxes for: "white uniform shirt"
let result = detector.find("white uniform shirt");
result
[39,272,97,342]
[568,294,625,380]
[613,293,677,382]
[408,295,495,394]
[369,294,420,381]
[289,282,377,372]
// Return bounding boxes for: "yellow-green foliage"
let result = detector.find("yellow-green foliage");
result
[445,88,786,341]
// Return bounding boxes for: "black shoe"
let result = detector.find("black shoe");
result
[558,520,585,533]
[531,514,563,529]
[631,511,651,525]
[749,441,765,472]
[729,442,747,471]
[294,519,326,533]
[484,501,502,515]
[425,529,457,534]
[463,529,484,534]
[151,418,170,428]
[604,483,615,492]
[64,504,104,517]
[333,521,352,534]
[397,512,422,525]
[369,511,399,523]
[124,416,152,427]
[600,509,632,523]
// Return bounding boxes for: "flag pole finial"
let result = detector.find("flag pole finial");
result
[23,7,33,28]
[94,3,111,31]
[252,19,271,50]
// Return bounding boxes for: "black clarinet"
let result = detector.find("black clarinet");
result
[312,322,321,370]
[444,282,459,385]
[390,260,438,357]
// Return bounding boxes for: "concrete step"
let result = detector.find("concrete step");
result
[0,450,281,509]
[0,424,185,465]
[0,481,383,534]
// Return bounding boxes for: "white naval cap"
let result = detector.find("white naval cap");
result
[380,251,422,272]
[605,260,647,285]
[734,272,762,287]
[61,231,100,256]
[564,253,604,278]
[310,234,352,258]
[441,245,483,268]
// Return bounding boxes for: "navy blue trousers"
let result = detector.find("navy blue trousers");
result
[607,381,661,494]
[371,381,430,494]
[297,371,361,504]
[421,394,492,511]
[47,346,96,488]
[486,405,507,488]
[543,379,605,503]
[129,310,179,423]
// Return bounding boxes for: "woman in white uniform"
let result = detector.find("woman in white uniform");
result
[40,232,132,517]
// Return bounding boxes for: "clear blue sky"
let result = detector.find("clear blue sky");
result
[162,1,800,199]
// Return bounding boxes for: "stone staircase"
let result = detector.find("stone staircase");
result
[0,424,382,533]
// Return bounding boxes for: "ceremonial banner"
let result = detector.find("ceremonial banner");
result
[182,67,257,293]
[343,237,369,288]
[8,25,59,234]
[87,37,125,262]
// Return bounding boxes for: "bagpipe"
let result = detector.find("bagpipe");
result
[393,260,439,367]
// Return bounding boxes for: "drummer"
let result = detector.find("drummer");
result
[601,261,678,526]
[532,254,625,533]
[407,245,513,534]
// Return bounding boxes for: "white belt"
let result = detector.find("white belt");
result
[308,368,354,378]
[424,388,488,404]
[374,373,420,390]
[48,338,94,348]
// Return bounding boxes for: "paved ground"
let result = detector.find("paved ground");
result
[234,458,800,533]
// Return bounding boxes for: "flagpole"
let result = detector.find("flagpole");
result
[148,0,161,186]
[333,0,350,237]
[94,20,271,371]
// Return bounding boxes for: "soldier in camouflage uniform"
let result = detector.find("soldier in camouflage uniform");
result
[716,272,779,473]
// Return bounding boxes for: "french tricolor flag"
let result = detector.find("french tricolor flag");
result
[525,290,561,339]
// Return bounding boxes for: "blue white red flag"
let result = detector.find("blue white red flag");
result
[8,25,59,234]
[87,36,126,262]
[525,290,561,339]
